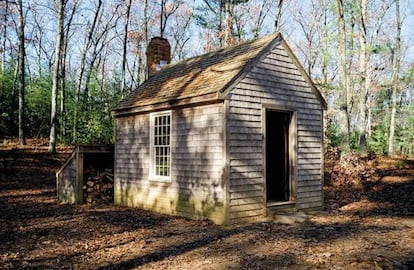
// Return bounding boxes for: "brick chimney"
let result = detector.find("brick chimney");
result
[146,37,171,77]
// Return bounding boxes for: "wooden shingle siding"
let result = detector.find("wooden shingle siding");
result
[56,153,77,203]
[115,114,149,187]
[227,43,323,222]
[114,103,227,224]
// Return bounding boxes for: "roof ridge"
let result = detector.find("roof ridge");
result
[158,33,279,71]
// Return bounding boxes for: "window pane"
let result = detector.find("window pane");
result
[152,114,171,178]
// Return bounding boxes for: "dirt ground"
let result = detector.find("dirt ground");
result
[0,140,413,269]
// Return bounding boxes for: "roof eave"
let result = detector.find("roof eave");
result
[111,92,222,118]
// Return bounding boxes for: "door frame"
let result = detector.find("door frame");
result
[262,104,297,206]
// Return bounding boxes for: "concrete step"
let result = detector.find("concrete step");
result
[266,201,309,224]
[271,212,309,225]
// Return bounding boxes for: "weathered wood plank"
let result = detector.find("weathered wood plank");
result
[230,203,263,212]
[298,136,322,142]
[298,152,323,159]
[229,146,262,154]
[298,164,322,171]
[174,146,222,153]
[230,165,262,174]
[297,184,322,193]
[228,120,261,129]
[229,127,262,135]
[228,135,262,142]
[298,147,321,154]
[297,201,323,209]
[230,171,263,180]
[229,177,263,186]
[297,191,323,199]
[235,82,317,100]
[297,130,322,138]
[297,169,321,176]
[228,152,262,160]
[298,141,322,148]
[230,190,263,199]
[297,159,321,165]
[230,158,262,167]
[172,169,222,177]
[229,184,263,193]
[298,195,323,203]
[230,209,263,219]
[230,196,263,206]
[233,87,322,107]
[296,179,322,186]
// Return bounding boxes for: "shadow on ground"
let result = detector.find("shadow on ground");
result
[1,149,413,269]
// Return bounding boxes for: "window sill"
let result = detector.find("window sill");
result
[149,177,171,186]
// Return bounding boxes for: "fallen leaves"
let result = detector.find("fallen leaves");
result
[0,144,413,269]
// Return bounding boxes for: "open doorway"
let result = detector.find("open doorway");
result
[265,110,292,204]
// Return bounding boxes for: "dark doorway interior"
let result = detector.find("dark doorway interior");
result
[266,110,291,203]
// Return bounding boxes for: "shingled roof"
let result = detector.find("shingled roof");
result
[112,33,326,116]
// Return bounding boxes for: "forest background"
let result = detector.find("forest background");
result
[0,0,413,155]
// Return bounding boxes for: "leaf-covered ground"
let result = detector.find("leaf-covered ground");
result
[0,141,413,269]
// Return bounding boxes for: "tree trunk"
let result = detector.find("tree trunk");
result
[144,0,148,45]
[274,0,284,32]
[10,61,19,135]
[218,1,223,47]
[49,0,65,153]
[1,0,8,73]
[359,0,369,150]
[389,0,401,156]
[17,0,25,145]
[60,33,68,139]
[120,0,132,95]
[321,3,328,85]
[160,0,165,37]
[60,1,77,139]
[336,0,350,149]
[224,0,234,46]
[73,0,102,143]
[252,0,271,39]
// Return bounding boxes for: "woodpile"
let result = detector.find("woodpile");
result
[83,167,114,204]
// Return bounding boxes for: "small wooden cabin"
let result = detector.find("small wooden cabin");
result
[111,33,327,224]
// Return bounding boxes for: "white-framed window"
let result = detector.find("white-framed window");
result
[149,111,171,181]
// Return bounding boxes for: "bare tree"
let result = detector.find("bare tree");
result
[60,0,78,138]
[49,0,66,153]
[144,0,148,45]
[83,4,120,100]
[291,0,324,78]
[336,0,351,148]
[73,0,102,142]
[160,0,181,38]
[16,0,25,145]
[389,0,401,155]
[30,6,46,78]
[224,0,235,46]
[274,0,284,32]
[358,0,369,149]
[201,0,224,48]
[120,0,132,95]
[251,0,272,38]
[169,2,192,60]
[1,0,9,73]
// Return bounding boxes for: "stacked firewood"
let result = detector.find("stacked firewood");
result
[83,168,114,204]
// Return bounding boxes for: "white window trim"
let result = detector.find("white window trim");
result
[149,110,172,182]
